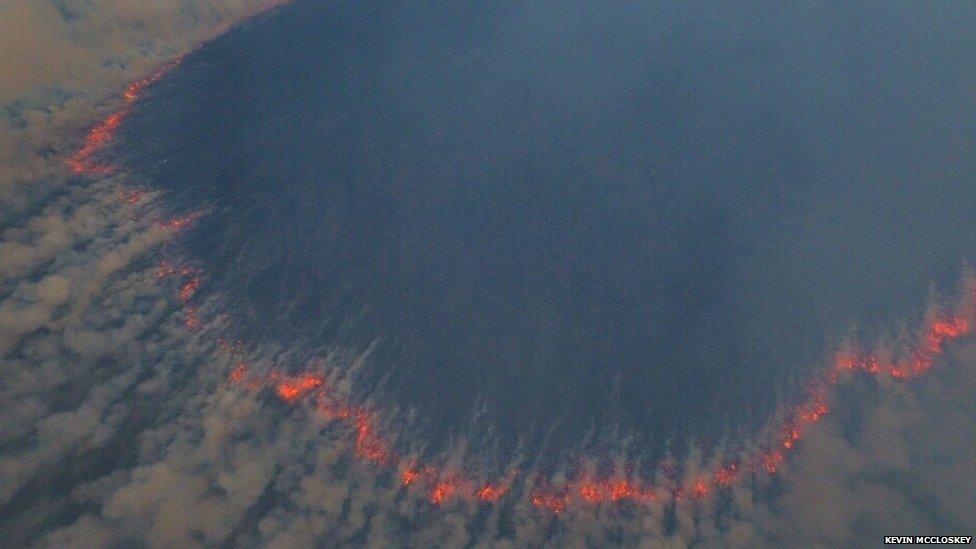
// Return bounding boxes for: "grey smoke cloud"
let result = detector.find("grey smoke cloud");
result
[0,0,283,213]
[1,1,974,547]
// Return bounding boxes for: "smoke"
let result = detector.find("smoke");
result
[1,1,974,547]
[0,0,282,211]
[31,335,976,547]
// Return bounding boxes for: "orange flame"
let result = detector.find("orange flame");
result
[476,483,508,502]
[275,374,324,402]
[104,39,974,511]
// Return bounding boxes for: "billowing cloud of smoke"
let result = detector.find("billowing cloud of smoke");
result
[0,0,281,211]
[1,1,974,547]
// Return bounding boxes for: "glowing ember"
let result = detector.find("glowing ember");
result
[476,483,508,502]
[179,278,202,303]
[430,481,456,504]
[402,468,419,487]
[118,189,145,204]
[691,480,709,500]
[183,307,201,330]
[160,215,195,231]
[713,463,738,486]
[531,491,570,514]
[762,450,784,475]
[354,410,394,464]
[275,374,324,402]
[229,363,249,384]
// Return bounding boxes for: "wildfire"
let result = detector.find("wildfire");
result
[118,189,145,204]
[88,5,975,513]
[430,481,456,505]
[275,374,324,403]
[354,410,394,464]
[229,363,249,384]
[65,0,290,176]
[183,307,201,330]
[532,491,570,514]
[713,463,738,486]
[179,278,202,302]
[197,261,974,511]
[160,215,196,231]
[476,483,508,502]
[761,451,784,475]
[401,467,419,487]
